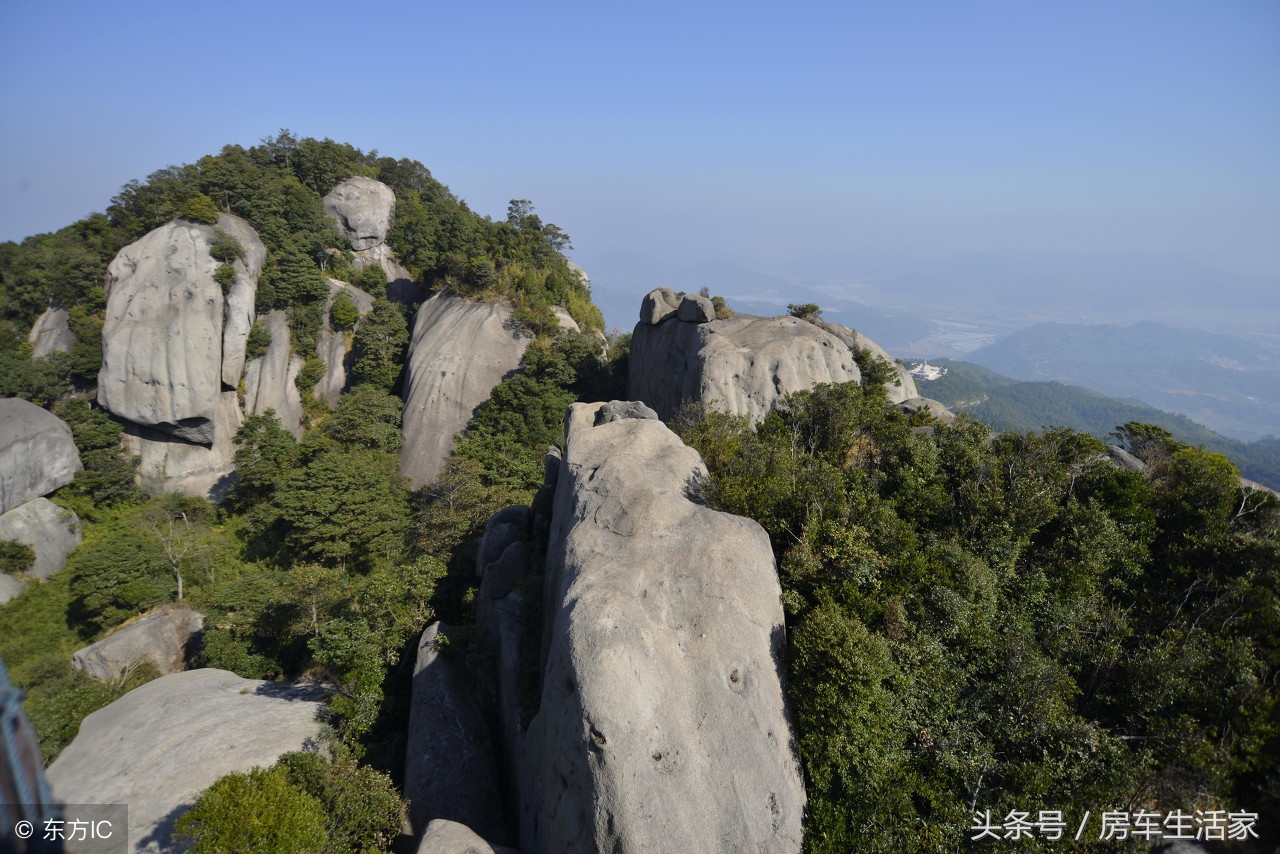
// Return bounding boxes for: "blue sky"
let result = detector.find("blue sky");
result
[2,0,1278,277]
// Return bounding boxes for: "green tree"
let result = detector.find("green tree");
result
[274,449,409,568]
[181,194,221,224]
[330,291,360,330]
[325,386,403,453]
[350,300,408,391]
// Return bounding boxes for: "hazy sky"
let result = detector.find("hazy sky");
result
[2,0,1278,275]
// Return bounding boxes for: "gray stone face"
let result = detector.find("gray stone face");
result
[0,497,81,580]
[216,215,268,388]
[243,310,304,437]
[71,605,204,682]
[47,669,327,854]
[639,287,681,325]
[894,396,955,422]
[677,294,716,323]
[121,390,242,500]
[0,573,24,605]
[324,176,396,250]
[815,319,918,404]
[416,820,519,854]
[97,215,264,444]
[522,402,805,854]
[405,623,507,846]
[28,306,76,358]
[314,279,375,406]
[400,292,531,488]
[593,400,658,425]
[0,398,82,515]
[1106,444,1149,473]
[628,312,861,422]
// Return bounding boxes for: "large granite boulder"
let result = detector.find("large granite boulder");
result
[28,306,76,358]
[324,177,395,251]
[0,497,81,580]
[121,391,242,500]
[47,669,327,854]
[405,622,507,846]
[400,292,531,488]
[0,398,82,515]
[243,310,305,437]
[416,820,519,854]
[97,215,264,444]
[522,401,805,854]
[628,311,861,422]
[894,396,956,422]
[814,319,918,404]
[71,605,204,682]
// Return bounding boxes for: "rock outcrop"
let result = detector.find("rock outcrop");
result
[405,622,507,846]
[521,401,805,853]
[629,301,861,422]
[400,292,531,488]
[98,215,264,444]
[314,280,375,407]
[894,396,955,422]
[0,497,81,580]
[324,177,395,251]
[243,310,304,437]
[0,574,24,605]
[416,820,519,854]
[71,605,204,683]
[629,293,927,422]
[28,306,76,358]
[121,391,242,499]
[0,398,82,515]
[47,669,327,854]
[814,319,917,404]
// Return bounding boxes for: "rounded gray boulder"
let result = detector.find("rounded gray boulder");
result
[0,397,82,515]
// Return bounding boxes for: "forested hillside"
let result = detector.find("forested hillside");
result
[1,134,1276,853]
[924,359,1280,489]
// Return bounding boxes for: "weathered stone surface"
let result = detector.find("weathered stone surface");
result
[0,497,81,580]
[98,215,264,443]
[400,292,531,488]
[629,312,861,423]
[639,287,681,325]
[594,400,658,425]
[522,401,805,854]
[566,261,589,288]
[121,390,241,500]
[416,819,519,854]
[1106,445,1149,473]
[243,310,304,437]
[352,243,424,304]
[0,397,82,515]
[47,669,327,854]
[71,605,204,683]
[312,279,373,406]
[551,306,580,333]
[678,294,716,323]
[28,306,76,358]
[405,623,507,845]
[815,319,918,404]
[0,573,24,605]
[216,215,268,388]
[324,177,395,251]
[894,396,956,422]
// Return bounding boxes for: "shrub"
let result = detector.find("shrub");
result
[172,766,328,854]
[213,264,236,293]
[330,291,360,331]
[181,194,220,225]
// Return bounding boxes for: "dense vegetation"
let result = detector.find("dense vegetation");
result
[925,358,1280,489]
[3,132,1275,852]
[0,132,611,850]
[676,378,1279,852]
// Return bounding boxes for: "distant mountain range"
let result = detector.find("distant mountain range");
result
[962,321,1280,442]
[921,359,1280,490]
